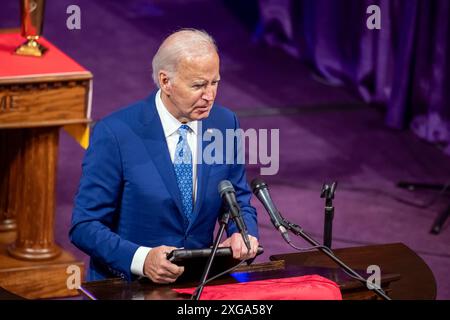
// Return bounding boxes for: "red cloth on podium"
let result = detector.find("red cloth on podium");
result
[173,275,342,300]
[0,33,88,78]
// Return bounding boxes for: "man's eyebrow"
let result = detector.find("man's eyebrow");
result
[192,79,207,84]
[192,78,220,84]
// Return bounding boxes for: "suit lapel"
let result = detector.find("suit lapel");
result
[188,118,212,232]
[139,94,185,218]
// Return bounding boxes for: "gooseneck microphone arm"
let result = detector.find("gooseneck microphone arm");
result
[280,218,391,300]
[251,178,391,301]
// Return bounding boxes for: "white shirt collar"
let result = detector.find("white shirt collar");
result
[155,89,198,137]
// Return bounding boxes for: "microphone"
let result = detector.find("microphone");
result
[218,180,251,251]
[251,179,391,301]
[251,178,291,243]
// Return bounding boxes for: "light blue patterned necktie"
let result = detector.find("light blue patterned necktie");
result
[173,124,193,225]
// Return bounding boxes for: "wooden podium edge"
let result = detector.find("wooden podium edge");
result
[0,243,84,299]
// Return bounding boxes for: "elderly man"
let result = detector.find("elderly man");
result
[70,29,259,283]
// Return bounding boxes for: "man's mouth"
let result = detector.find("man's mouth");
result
[195,105,210,111]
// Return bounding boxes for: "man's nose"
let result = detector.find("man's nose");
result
[202,86,215,101]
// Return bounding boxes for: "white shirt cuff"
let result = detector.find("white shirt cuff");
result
[130,246,152,277]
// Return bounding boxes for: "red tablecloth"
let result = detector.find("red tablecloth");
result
[174,275,342,300]
[0,33,88,78]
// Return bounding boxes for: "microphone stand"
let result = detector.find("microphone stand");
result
[321,182,337,249]
[279,217,391,300]
[191,211,230,300]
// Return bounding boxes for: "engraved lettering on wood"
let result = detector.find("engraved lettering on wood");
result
[0,95,16,112]
[0,95,6,111]
[10,95,15,109]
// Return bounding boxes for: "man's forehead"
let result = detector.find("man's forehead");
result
[178,51,219,66]
[182,72,221,82]
[177,54,220,79]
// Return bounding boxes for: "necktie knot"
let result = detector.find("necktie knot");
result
[178,124,190,138]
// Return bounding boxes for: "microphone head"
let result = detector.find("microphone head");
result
[251,177,267,194]
[218,180,234,197]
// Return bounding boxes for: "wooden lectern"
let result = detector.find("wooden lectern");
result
[78,243,437,300]
[0,31,91,299]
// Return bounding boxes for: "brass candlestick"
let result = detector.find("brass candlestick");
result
[15,0,48,57]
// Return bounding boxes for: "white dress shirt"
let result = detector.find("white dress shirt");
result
[130,89,199,277]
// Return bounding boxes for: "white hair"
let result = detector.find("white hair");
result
[152,29,218,87]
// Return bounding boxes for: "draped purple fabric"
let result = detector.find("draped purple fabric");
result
[257,0,450,154]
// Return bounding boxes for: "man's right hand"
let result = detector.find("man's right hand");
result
[143,245,184,284]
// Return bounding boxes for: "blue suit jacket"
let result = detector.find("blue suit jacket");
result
[69,92,258,281]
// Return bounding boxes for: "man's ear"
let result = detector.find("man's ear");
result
[159,71,171,95]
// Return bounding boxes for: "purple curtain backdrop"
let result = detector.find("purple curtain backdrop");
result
[256,0,450,154]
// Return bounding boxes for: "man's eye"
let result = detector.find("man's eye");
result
[192,84,203,89]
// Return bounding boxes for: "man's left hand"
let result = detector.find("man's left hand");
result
[219,233,259,260]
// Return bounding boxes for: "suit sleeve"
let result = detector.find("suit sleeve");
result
[69,120,139,280]
[226,113,259,239]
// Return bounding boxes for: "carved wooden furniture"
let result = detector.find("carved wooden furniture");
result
[0,30,91,299]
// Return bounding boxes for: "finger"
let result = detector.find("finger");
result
[241,236,253,257]
[240,238,256,260]
[231,238,243,259]
[151,275,178,284]
[154,269,181,282]
[164,262,184,276]
[250,238,259,258]
[241,241,250,259]
[219,238,231,248]
[150,258,181,279]
[155,247,171,262]
[147,268,177,283]
[159,258,184,276]
[162,246,178,257]
[160,247,179,264]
